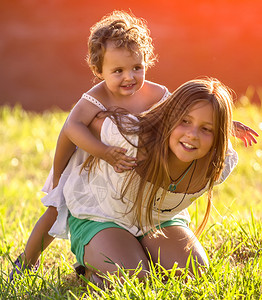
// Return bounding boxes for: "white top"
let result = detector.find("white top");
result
[41,86,171,239]
[63,117,238,237]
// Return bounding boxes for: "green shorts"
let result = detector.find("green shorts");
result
[68,216,189,266]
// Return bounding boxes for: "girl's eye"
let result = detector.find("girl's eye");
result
[182,119,190,124]
[202,127,212,133]
[133,66,141,71]
[114,69,122,74]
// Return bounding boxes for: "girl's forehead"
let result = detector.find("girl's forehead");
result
[105,40,142,55]
[185,101,214,122]
[105,39,135,49]
[188,100,212,111]
[104,40,118,49]
[184,100,213,115]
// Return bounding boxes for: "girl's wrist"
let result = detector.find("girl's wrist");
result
[99,145,110,160]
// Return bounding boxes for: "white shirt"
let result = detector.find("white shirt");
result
[63,117,238,237]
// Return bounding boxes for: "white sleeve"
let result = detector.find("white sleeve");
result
[216,140,238,184]
[101,116,139,158]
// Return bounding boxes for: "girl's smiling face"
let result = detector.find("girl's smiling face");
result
[169,101,214,164]
[97,41,146,98]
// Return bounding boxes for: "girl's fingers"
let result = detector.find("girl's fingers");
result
[115,147,127,153]
[114,161,137,172]
[114,147,137,161]
[246,128,259,136]
[114,166,123,173]
[121,161,137,168]
[247,133,257,143]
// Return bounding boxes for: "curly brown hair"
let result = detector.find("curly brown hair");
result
[86,10,157,77]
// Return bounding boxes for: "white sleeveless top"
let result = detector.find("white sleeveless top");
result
[41,86,171,238]
[63,117,238,237]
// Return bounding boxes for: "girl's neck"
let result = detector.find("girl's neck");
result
[102,82,144,112]
[91,80,165,114]
[167,151,194,180]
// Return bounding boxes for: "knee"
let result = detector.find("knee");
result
[192,242,209,268]
[192,251,209,271]
[131,259,150,279]
[83,253,149,279]
[187,244,209,277]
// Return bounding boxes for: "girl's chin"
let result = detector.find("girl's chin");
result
[175,154,197,163]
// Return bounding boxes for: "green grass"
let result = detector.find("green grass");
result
[0,101,262,299]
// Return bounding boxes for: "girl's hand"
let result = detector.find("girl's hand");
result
[233,121,259,147]
[104,146,137,173]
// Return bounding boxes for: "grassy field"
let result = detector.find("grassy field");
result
[0,101,261,299]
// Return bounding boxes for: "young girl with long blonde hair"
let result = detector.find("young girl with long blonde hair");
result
[64,78,238,282]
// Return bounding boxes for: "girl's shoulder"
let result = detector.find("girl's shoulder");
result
[142,81,170,106]
[139,81,170,112]
[144,80,169,94]
[81,82,107,111]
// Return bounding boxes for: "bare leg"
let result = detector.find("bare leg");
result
[140,226,208,275]
[83,228,150,281]
[21,206,58,266]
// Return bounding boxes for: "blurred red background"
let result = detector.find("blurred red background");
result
[1,0,262,111]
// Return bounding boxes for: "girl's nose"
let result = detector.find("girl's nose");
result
[186,127,199,139]
[124,71,134,80]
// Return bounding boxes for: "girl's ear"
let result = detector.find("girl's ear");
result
[92,66,103,80]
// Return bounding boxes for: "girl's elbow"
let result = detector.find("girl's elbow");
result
[63,119,76,139]
[63,121,70,135]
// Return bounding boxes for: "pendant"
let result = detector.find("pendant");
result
[168,183,177,192]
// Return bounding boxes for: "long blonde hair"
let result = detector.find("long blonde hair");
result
[83,78,234,237]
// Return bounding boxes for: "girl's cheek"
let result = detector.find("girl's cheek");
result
[208,136,215,149]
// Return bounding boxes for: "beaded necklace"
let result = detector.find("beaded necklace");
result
[158,160,197,213]
[168,160,195,192]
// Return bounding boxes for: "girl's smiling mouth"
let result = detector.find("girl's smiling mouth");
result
[180,141,197,150]
[121,83,136,88]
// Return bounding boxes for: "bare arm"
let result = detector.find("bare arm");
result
[52,99,105,187]
[63,98,137,171]
[52,125,77,188]
[64,98,112,157]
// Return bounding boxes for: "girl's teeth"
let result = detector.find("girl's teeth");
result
[183,142,194,149]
